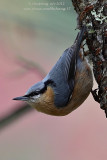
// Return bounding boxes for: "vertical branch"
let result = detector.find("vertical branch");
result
[71,0,107,116]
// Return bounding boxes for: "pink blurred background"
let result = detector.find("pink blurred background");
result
[0,1,107,160]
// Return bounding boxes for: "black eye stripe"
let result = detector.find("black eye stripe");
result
[25,79,56,98]
[25,92,39,97]
[25,86,47,97]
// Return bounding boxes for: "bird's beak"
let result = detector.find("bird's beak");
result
[13,96,28,101]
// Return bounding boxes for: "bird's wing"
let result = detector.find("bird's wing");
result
[63,46,76,90]
[63,26,86,90]
[44,26,86,107]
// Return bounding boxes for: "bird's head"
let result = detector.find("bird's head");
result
[13,80,56,114]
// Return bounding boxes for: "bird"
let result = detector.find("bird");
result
[13,26,93,116]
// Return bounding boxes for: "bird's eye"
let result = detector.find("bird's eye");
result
[31,92,37,96]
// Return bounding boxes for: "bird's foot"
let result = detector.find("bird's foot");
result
[91,88,100,103]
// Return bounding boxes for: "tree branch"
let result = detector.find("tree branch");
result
[71,0,107,117]
[0,104,33,131]
[0,58,46,131]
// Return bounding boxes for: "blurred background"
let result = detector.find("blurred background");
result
[0,0,107,160]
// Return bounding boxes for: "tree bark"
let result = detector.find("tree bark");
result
[71,0,107,117]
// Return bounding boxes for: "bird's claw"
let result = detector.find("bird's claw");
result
[91,88,100,103]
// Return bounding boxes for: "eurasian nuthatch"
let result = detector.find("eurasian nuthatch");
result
[13,26,93,116]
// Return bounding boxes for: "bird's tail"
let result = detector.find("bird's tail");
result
[74,25,86,56]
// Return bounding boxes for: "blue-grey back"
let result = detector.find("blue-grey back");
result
[43,46,77,107]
